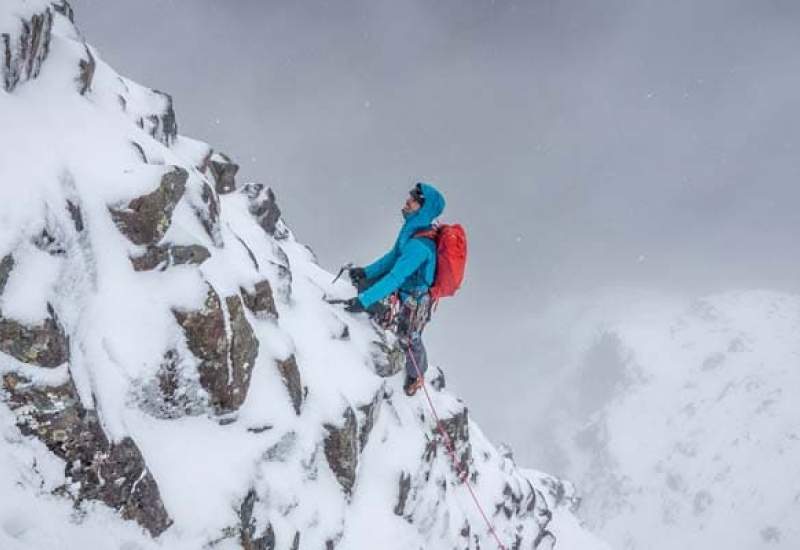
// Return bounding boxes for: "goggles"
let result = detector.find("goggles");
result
[409,183,425,204]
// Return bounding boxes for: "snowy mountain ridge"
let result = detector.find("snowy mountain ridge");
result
[546,290,800,550]
[0,3,605,549]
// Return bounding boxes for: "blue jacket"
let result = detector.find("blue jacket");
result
[358,183,446,308]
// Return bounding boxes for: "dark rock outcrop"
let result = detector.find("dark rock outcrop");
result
[275,354,303,415]
[0,303,69,368]
[76,43,95,95]
[32,227,66,256]
[53,1,75,22]
[323,407,359,495]
[536,474,579,511]
[0,254,14,295]
[135,348,206,419]
[357,390,382,452]
[82,437,172,536]
[2,6,53,92]
[152,90,177,146]
[173,285,226,401]
[154,350,185,415]
[430,367,446,391]
[243,184,282,237]
[131,141,148,163]
[262,431,297,463]
[438,408,472,475]
[1,371,172,536]
[370,336,405,378]
[226,295,259,405]
[491,478,559,550]
[192,182,223,247]
[208,152,239,194]
[269,245,293,302]
[130,243,210,272]
[133,89,177,147]
[394,471,412,516]
[109,167,188,245]
[460,521,471,544]
[247,424,273,434]
[239,489,276,550]
[534,529,556,550]
[329,316,349,341]
[172,285,259,414]
[66,199,84,232]
[398,396,563,549]
[241,280,278,319]
[496,482,530,520]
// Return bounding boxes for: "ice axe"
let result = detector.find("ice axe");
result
[331,262,354,285]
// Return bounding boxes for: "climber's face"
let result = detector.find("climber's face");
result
[402,195,422,216]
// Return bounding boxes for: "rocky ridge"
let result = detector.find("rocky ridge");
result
[0,3,604,549]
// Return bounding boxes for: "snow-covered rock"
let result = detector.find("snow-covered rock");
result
[0,2,606,549]
[1,0,53,93]
[554,291,800,550]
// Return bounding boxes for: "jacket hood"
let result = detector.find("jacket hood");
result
[398,182,446,246]
[415,182,445,223]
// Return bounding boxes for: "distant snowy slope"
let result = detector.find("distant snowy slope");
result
[555,291,800,550]
[0,2,606,549]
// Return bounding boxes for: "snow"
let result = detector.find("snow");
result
[128,412,268,531]
[553,290,800,550]
[0,243,61,324]
[0,2,606,549]
[170,136,211,170]
[0,0,51,35]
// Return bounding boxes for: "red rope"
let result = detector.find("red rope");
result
[405,346,508,550]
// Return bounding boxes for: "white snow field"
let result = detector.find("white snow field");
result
[545,290,800,550]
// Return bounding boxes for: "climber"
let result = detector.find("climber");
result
[344,182,445,396]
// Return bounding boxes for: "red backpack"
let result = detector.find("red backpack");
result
[414,224,467,302]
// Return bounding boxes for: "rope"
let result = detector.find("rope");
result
[404,344,508,550]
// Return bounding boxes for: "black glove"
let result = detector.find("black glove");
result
[345,297,389,322]
[345,297,366,313]
[348,267,366,286]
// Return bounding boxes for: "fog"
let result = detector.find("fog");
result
[71,0,800,474]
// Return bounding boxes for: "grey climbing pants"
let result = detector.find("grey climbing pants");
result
[397,293,432,379]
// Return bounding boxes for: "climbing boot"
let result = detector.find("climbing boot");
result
[404,375,424,396]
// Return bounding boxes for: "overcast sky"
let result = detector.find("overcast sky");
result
[72,0,800,471]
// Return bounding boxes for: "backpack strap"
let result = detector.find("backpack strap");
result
[413,227,438,240]
[412,228,439,307]
[412,228,438,263]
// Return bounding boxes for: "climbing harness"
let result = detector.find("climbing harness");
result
[405,348,508,550]
[380,292,402,330]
